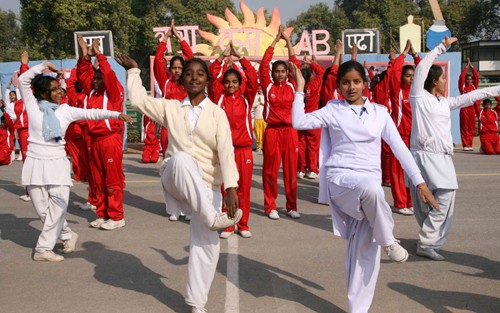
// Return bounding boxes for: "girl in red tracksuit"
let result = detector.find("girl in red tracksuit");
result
[298,56,324,179]
[154,20,194,158]
[459,58,481,151]
[389,40,421,216]
[65,68,88,182]
[209,43,258,238]
[0,106,15,165]
[320,39,344,105]
[260,26,301,220]
[14,58,30,162]
[77,37,126,230]
[371,49,398,187]
[478,98,500,155]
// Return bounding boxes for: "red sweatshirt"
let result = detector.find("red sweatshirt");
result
[77,54,124,137]
[259,46,300,126]
[479,103,500,134]
[459,66,481,115]
[320,64,343,105]
[1,112,15,151]
[154,40,194,100]
[209,58,258,148]
[389,54,416,136]
[304,62,325,113]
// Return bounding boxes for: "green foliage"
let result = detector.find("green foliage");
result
[0,9,24,62]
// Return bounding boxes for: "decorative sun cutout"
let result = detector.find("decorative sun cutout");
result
[196,0,294,57]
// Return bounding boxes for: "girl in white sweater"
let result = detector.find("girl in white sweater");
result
[18,61,131,262]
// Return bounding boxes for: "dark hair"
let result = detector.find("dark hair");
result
[223,68,242,85]
[181,58,210,82]
[402,65,414,76]
[170,55,185,69]
[424,65,443,92]
[370,70,387,90]
[301,67,312,84]
[465,73,473,79]
[9,91,16,96]
[31,74,57,100]
[271,60,287,73]
[483,98,492,106]
[336,61,366,86]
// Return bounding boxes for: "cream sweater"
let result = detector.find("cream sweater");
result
[127,68,238,190]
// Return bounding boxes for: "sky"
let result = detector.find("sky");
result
[0,0,331,24]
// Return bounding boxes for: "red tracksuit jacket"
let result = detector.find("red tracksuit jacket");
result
[305,62,325,113]
[77,55,124,136]
[259,46,300,126]
[458,66,481,115]
[209,58,258,148]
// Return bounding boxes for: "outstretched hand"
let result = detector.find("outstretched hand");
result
[20,50,29,64]
[115,54,139,70]
[224,188,239,219]
[118,113,133,125]
[417,183,440,210]
[442,36,458,49]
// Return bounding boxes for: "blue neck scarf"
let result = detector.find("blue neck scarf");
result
[38,100,62,142]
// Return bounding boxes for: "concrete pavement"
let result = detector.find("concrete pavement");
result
[0,148,499,313]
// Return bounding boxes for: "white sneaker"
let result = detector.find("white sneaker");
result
[268,209,280,220]
[89,218,107,228]
[184,215,191,221]
[62,232,79,254]
[80,202,96,211]
[305,171,319,179]
[297,171,305,179]
[168,214,179,221]
[392,207,414,216]
[238,230,252,238]
[287,210,301,219]
[16,154,22,161]
[219,231,234,239]
[383,240,408,263]
[19,194,31,202]
[100,219,126,230]
[209,209,242,231]
[33,250,64,262]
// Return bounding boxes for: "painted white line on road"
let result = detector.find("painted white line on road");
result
[225,236,240,313]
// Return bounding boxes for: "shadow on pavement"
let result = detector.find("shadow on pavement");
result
[388,282,500,312]
[74,241,187,312]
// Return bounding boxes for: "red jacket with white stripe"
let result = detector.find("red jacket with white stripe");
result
[154,40,193,100]
[259,46,300,127]
[1,112,15,152]
[77,54,124,137]
[209,57,258,148]
[304,62,325,113]
[458,66,481,116]
[479,104,500,135]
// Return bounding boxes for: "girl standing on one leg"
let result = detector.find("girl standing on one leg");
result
[291,61,438,313]
[409,37,500,261]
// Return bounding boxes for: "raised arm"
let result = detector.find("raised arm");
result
[18,62,62,109]
[116,54,173,126]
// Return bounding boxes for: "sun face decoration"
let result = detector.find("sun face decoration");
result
[196,0,294,57]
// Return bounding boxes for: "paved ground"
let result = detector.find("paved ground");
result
[0,147,499,313]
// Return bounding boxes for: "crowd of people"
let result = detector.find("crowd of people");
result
[1,20,500,312]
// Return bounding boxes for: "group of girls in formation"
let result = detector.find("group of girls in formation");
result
[4,15,500,312]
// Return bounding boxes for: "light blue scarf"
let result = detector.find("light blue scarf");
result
[38,100,62,142]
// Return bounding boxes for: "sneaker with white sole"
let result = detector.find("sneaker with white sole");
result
[19,194,31,202]
[416,246,445,261]
[80,202,96,211]
[62,232,79,254]
[287,210,301,219]
[33,250,64,262]
[305,171,319,179]
[89,218,107,228]
[392,207,414,216]
[383,240,408,263]
[209,209,242,231]
[268,209,280,220]
[219,231,234,239]
[100,219,126,230]
[238,230,252,238]
[297,171,305,179]
[168,214,179,221]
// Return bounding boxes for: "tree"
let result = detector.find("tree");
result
[0,9,23,62]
